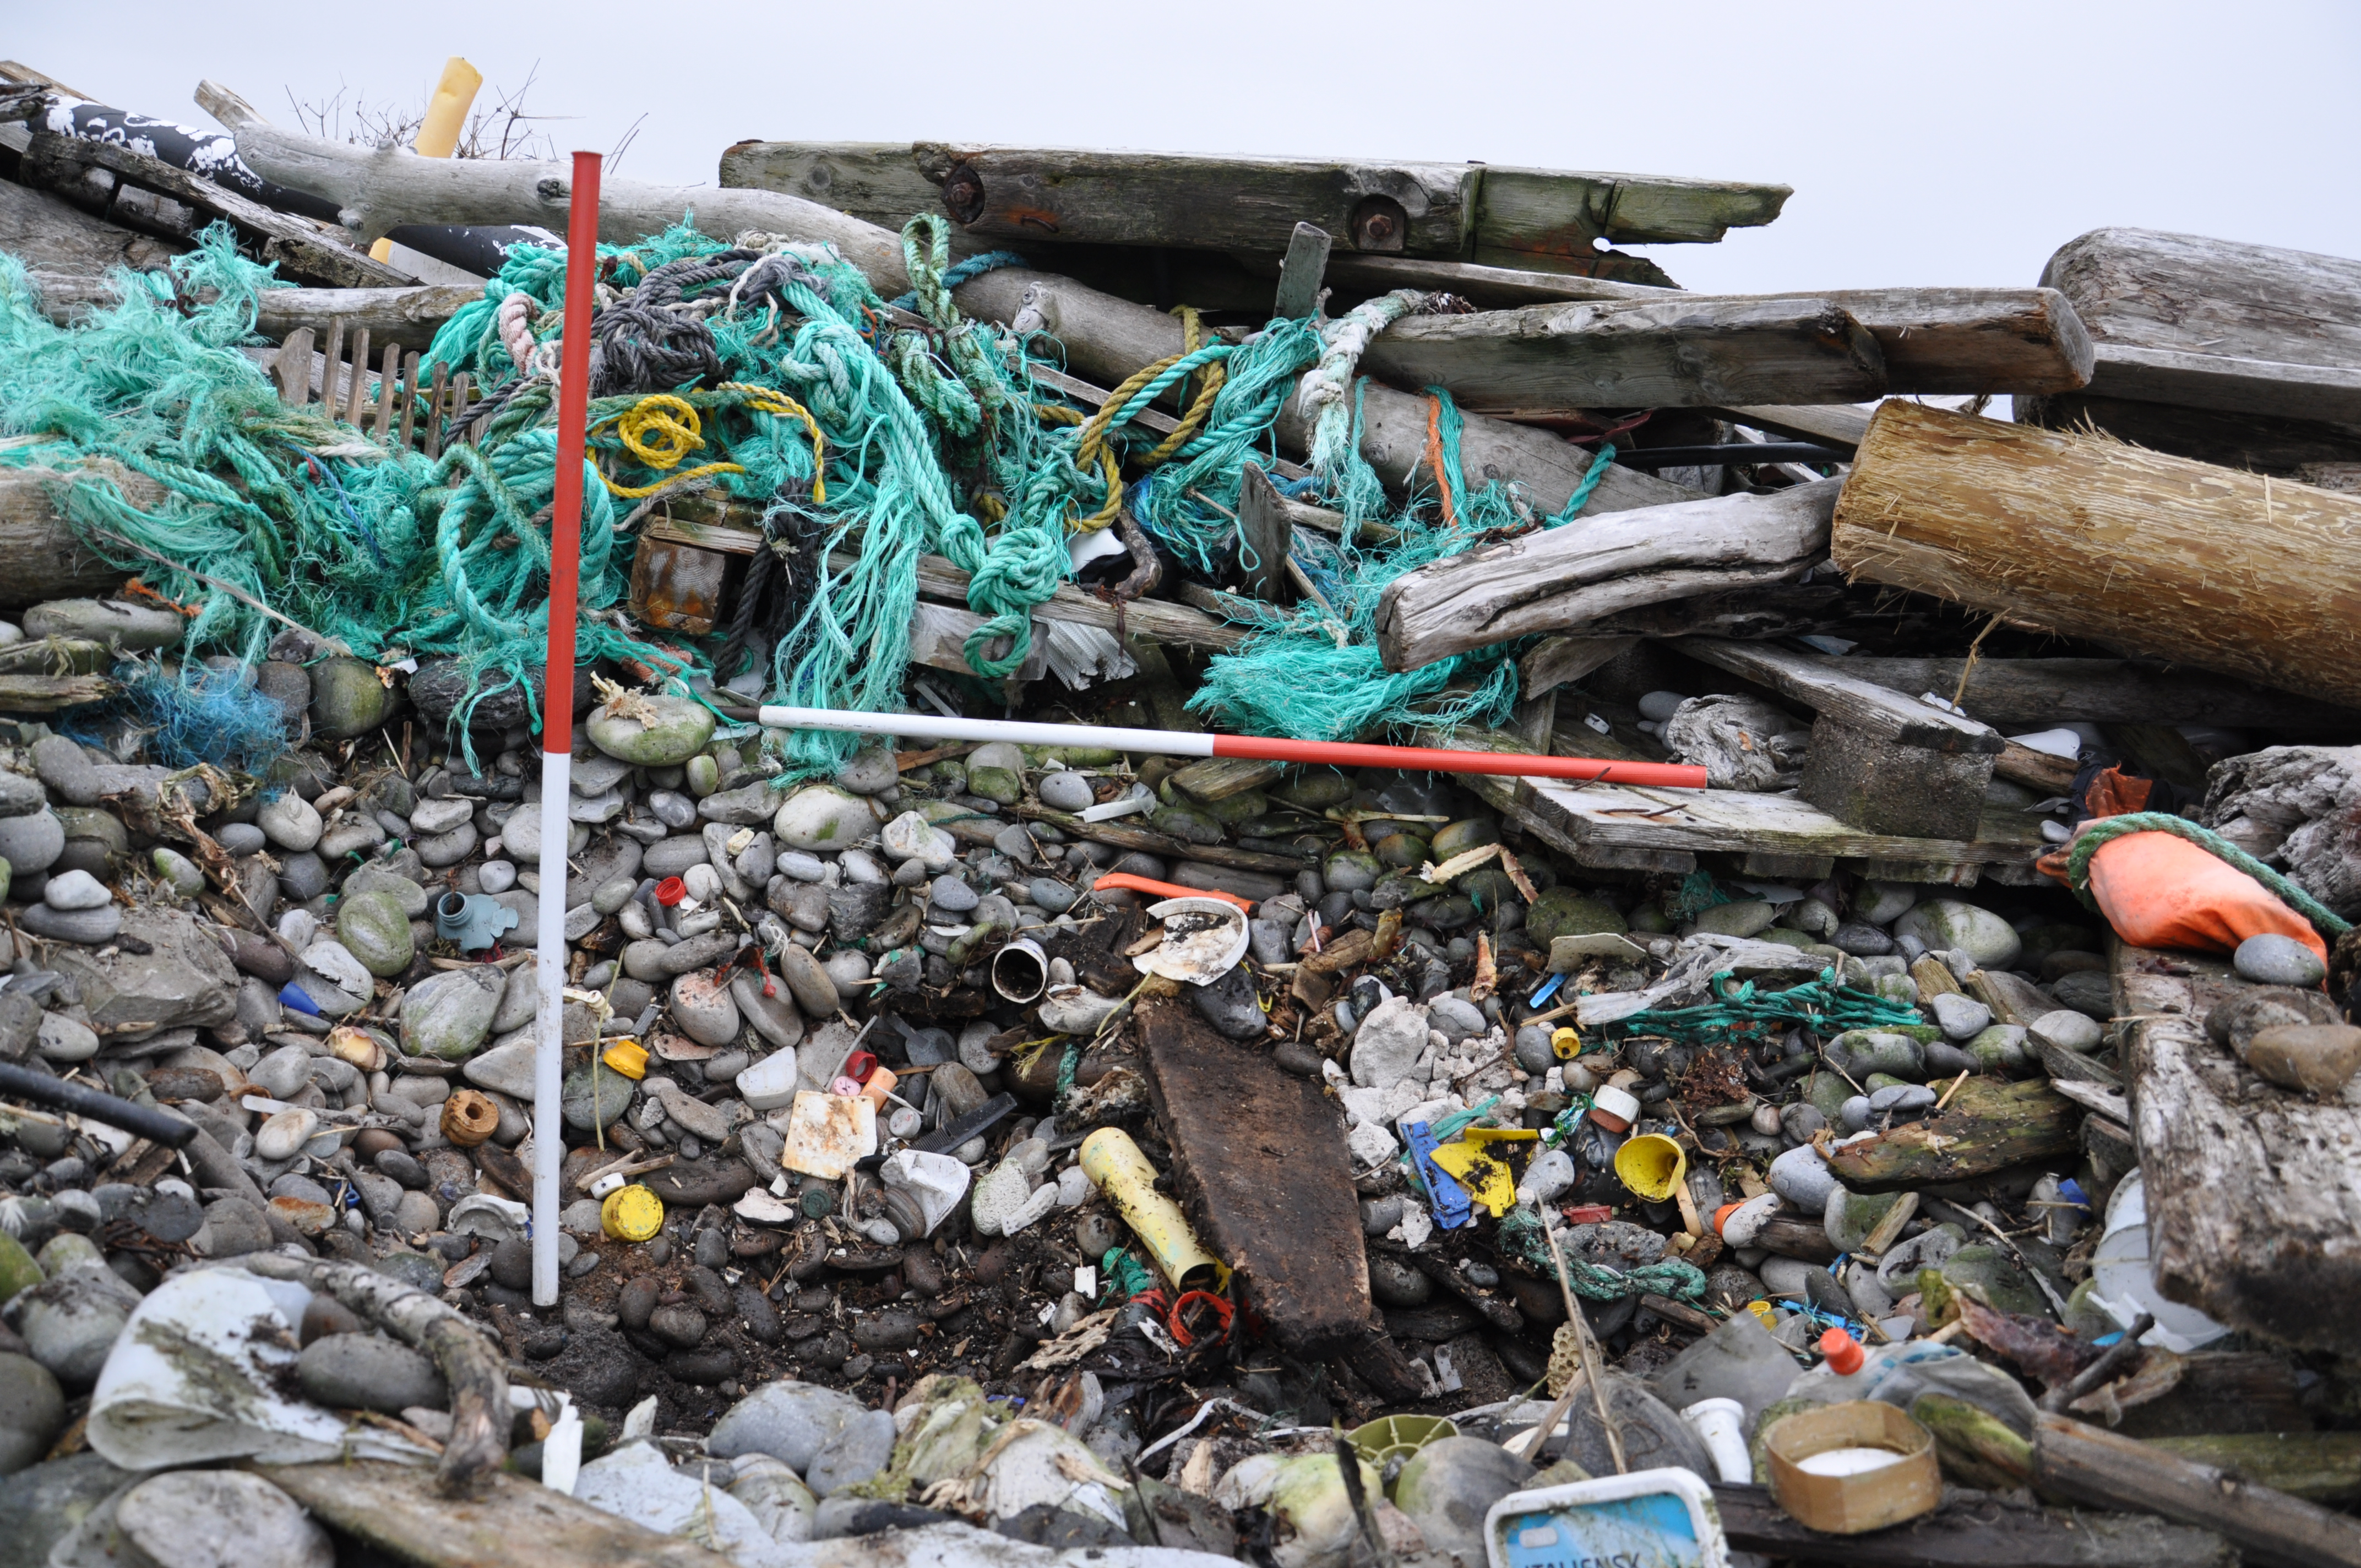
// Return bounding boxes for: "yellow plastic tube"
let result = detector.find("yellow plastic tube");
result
[370,58,481,262]
[1080,1128,1227,1293]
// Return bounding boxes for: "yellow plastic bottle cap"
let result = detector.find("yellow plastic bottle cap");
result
[601,1182,664,1242]
[602,1039,649,1080]
[1551,1027,1581,1060]
[1746,1299,1778,1327]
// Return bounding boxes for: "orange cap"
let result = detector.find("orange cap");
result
[860,1064,898,1107]
[1819,1327,1864,1375]
[1712,1202,1744,1237]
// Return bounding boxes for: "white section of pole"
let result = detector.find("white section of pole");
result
[530,747,572,1306]
[757,705,1220,757]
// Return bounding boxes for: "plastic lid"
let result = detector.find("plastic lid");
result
[1589,1083,1641,1129]
[601,1039,649,1080]
[654,876,687,907]
[601,1183,665,1242]
[1819,1327,1864,1375]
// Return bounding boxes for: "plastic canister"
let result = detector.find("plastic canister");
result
[2088,1169,2230,1352]
[1589,1084,1641,1133]
[859,1065,898,1108]
[1679,1397,1751,1483]
[601,1183,664,1242]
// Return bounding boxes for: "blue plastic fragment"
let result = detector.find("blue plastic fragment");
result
[1527,972,1566,1008]
[277,982,322,1017]
[1401,1119,1475,1229]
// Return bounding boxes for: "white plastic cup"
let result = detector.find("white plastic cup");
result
[1681,1396,1753,1483]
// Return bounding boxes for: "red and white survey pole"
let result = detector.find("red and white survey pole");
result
[757,705,1711,788]
[533,150,601,1308]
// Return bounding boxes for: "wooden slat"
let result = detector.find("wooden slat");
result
[1805,656,2361,729]
[1362,297,1889,412]
[1676,638,2003,752]
[253,283,483,353]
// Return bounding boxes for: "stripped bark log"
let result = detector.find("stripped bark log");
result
[0,462,154,606]
[239,1254,509,1495]
[1375,479,1837,671]
[1830,400,2361,708]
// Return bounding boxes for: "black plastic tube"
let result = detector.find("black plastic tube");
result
[0,1059,197,1147]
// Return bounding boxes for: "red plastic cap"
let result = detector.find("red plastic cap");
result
[1819,1327,1864,1374]
[654,876,686,907]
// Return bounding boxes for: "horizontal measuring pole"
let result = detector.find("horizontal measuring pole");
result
[758,705,1708,788]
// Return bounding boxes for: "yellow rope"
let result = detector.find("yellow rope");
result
[592,394,744,499]
[1057,308,1226,532]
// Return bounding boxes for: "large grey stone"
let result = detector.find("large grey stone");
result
[1392,1437,1536,1565]
[47,907,238,1033]
[0,1354,63,1475]
[803,1408,898,1498]
[463,1043,538,1099]
[258,791,324,852]
[0,809,63,876]
[30,737,97,807]
[14,1264,142,1387]
[773,942,840,1018]
[20,904,118,944]
[336,890,415,978]
[586,695,715,767]
[117,1471,333,1568]
[308,656,395,742]
[731,971,806,1050]
[400,966,504,1060]
[2235,932,2328,988]
[296,1333,447,1414]
[670,972,742,1048]
[1894,900,2022,971]
[346,864,429,917]
[773,786,881,852]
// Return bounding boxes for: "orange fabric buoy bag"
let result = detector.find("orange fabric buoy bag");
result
[2085,831,2329,965]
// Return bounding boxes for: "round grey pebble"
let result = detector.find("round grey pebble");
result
[1868,1083,1938,1114]
[1037,771,1095,812]
[2234,932,2327,989]
[1514,1025,1556,1075]
[928,875,979,914]
[21,903,121,944]
[1029,877,1076,914]
[276,851,330,903]
[217,822,268,856]
[477,858,517,894]
[648,790,698,829]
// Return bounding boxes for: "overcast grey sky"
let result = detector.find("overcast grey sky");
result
[16,1,2361,295]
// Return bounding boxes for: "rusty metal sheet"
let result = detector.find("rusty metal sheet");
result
[629,535,730,634]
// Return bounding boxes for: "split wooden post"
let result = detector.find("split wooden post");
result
[1271,221,1331,322]
[532,150,601,1308]
[1235,463,1293,603]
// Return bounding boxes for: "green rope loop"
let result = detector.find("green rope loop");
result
[2064,811,2351,938]
[1496,1208,1709,1301]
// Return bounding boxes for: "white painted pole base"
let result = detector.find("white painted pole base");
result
[530,748,572,1307]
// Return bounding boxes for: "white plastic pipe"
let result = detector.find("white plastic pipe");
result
[532,749,569,1306]
[1680,1396,1754,1483]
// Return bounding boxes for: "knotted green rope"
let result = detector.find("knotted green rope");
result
[1611,969,1927,1046]
[1497,1208,1708,1301]
[2064,811,2351,938]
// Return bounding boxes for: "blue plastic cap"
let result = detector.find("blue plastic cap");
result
[278,982,322,1017]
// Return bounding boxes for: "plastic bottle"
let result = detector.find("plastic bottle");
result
[1781,1328,2039,1435]
[1781,1329,1896,1405]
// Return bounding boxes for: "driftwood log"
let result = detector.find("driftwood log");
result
[2202,744,2361,919]
[1374,478,1838,671]
[259,1461,737,1568]
[1829,399,2361,708]
[1810,657,2361,731]
[240,1254,510,1495]
[2115,940,2361,1358]
[0,463,155,606]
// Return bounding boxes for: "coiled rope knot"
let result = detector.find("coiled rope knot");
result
[594,394,745,499]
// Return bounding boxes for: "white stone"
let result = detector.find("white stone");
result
[736,1050,802,1112]
[771,786,882,853]
[1349,995,1429,1088]
[40,869,110,911]
[300,940,373,997]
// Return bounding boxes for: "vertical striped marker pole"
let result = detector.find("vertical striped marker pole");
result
[532,150,600,1308]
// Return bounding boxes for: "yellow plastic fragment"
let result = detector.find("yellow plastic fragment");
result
[1427,1126,1538,1218]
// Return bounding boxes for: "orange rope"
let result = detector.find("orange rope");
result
[1422,396,1459,527]
[121,578,197,617]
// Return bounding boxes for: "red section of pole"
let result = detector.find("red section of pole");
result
[542,151,601,755]
[1208,734,1708,788]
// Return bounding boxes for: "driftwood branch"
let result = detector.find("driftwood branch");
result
[1375,479,1838,671]
[240,1254,510,1495]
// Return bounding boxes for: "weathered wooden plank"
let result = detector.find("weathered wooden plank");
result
[1677,638,2001,752]
[716,141,1788,260]
[2018,389,2361,477]
[1139,998,1370,1354]
[1823,1077,2081,1190]
[1008,803,1309,874]
[1456,759,2046,875]
[2043,227,2361,423]
[0,175,184,284]
[1710,1484,2233,1567]
[1830,400,2361,709]
[1168,754,1289,804]
[1713,401,1874,452]
[19,130,412,290]
[1362,297,1887,411]
[2147,1434,2361,1505]
[253,284,483,353]
[1519,635,1640,699]
[1375,480,1837,672]
[2116,939,2361,1358]
[255,1461,738,1568]
[1811,657,2361,730]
